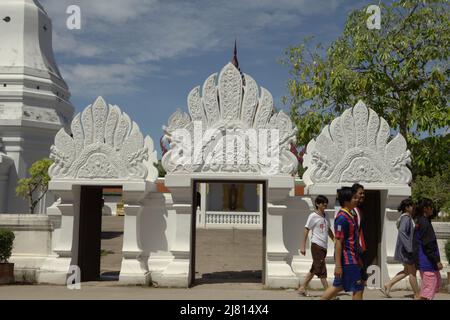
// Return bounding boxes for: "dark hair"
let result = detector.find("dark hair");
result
[351,183,364,193]
[315,195,329,209]
[337,187,355,207]
[397,198,414,213]
[414,198,434,219]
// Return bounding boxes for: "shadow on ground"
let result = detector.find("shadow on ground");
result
[194,270,262,285]
[100,271,120,281]
[101,231,123,240]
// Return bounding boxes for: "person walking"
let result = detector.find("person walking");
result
[382,198,420,299]
[321,187,365,300]
[298,195,334,296]
[414,198,443,300]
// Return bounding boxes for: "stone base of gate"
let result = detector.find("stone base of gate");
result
[156,272,189,288]
[37,257,73,285]
[266,257,299,288]
[119,257,151,285]
[155,252,190,288]
[37,256,152,285]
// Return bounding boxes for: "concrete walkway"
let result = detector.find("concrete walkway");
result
[3,217,446,300]
[0,283,449,300]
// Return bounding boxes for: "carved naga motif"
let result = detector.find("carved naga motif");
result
[303,100,412,186]
[49,96,158,181]
[162,63,298,175]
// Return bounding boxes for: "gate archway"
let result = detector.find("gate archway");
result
[296,100,412,287]
[158,63,300,288]
[38,96,158,285]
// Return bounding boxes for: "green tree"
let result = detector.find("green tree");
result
[412,166,450,214]
[282,0,449,177]
[16,158,53,214]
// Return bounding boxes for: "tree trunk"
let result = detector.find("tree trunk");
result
[28,188,34,214]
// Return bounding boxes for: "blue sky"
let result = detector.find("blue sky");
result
[40,0,375,156]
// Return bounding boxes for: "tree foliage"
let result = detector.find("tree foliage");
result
[15,158,53,214]
[282,0,449,177]
[0,229,14,263]
[412,166,450,213]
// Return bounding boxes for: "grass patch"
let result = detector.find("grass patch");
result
[100,249,114,256]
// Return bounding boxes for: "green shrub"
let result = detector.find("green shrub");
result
[0,229,15,263]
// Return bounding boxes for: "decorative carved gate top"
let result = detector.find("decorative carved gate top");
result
[162,63,298,176]
[302,100,412,186]
[49,96,158,181]
[44,97,158,286]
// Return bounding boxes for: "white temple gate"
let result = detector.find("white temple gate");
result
[292,100,413,288]
[1,0,447,291]
[156,62,300,288]
[39,96,159,285]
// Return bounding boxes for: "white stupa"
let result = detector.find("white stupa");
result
[0,0,74,213]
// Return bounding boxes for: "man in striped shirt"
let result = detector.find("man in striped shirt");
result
[321,187,365,300]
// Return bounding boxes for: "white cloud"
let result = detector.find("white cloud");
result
[39,0,347,95]
[60,63,152,96]
[53,31,104,57]
[41,0,344,61]
[43,0,156,23]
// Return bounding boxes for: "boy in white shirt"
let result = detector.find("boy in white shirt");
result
[298,195,335,296]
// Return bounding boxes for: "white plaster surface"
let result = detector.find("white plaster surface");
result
[0,0,75,213]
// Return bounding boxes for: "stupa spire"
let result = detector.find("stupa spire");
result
[0,0,74,213]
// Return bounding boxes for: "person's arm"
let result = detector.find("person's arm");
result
[300,228,310,256]
[328,228,335,242]
[398,217,413,253]
[334,238,343,278]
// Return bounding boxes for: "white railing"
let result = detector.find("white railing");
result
[200,211,262,229]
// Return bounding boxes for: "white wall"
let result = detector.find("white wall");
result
[0,214,53,283]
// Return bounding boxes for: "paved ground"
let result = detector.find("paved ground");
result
[100,216,264,283]
[100,216,124,279]
[1,217,448,300]
[194,228,262,283]
[0,283,449,300]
